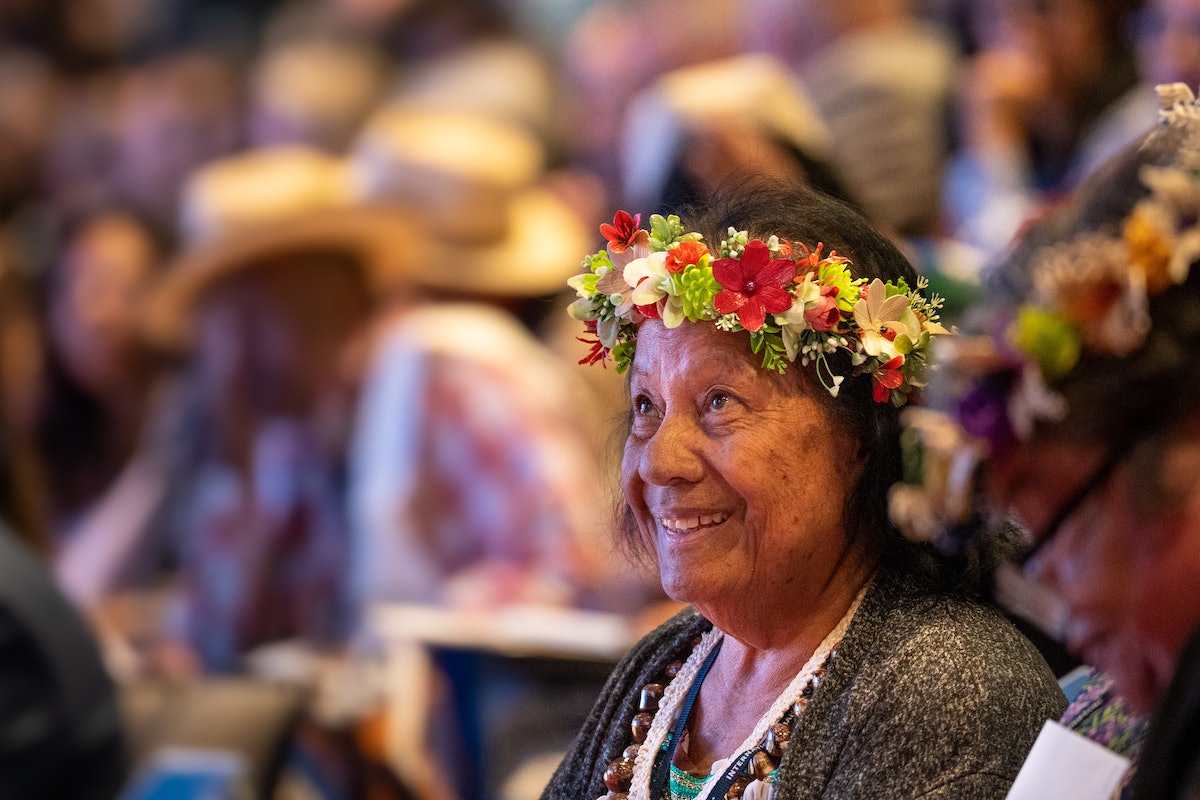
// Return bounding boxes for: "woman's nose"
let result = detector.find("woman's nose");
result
[638,413,705,486]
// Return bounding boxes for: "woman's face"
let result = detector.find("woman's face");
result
[49,213,156,395]
[988,433,1200,713]
[621,320,864,620]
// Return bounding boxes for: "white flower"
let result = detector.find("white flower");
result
[853,278,911,356]
[625,251,672,307]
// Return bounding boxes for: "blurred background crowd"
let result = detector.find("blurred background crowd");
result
[1,0,1199,797]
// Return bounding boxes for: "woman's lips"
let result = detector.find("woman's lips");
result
[659,511,731,532]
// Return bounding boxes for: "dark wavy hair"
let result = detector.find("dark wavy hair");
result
[616,182,975,591]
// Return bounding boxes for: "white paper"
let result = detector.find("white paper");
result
[1005,720,1131,800]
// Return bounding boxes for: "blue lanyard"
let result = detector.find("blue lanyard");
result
[648,637,725,799]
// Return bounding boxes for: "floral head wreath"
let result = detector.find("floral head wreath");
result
[566,210,950,406]
[890,82,1200,543]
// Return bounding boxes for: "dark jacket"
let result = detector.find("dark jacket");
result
[0,523,126,800]
[1131,625,1200,800]
[542,568,1066,799]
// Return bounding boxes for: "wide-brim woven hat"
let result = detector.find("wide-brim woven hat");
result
[143,146,425,351]
[349,106,589,297]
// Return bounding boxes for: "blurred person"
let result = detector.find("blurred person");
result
[743,0,989,326]
[892,83,1200,799]
[108,52,244,227]
[942,0,1150,257]
[0,518,128,800]
[618,55,845,215]
[130,146,419,675]
[40,51,244,231]
[348,106,649,614]
[0,50,60,222]
[558,0,742,203]
[46,152,423,800]
[31,206,170,537]
[744,0,959,241]
[247,36,390,153]
[50,147,420,680]
[385,37,558,149]
[1134,0,1200,90]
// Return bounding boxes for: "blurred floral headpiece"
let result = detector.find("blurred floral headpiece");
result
[566,211,949,406]
[890,82,1200,543]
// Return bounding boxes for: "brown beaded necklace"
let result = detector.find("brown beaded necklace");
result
[597,636,839,800]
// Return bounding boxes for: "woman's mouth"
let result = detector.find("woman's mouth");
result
[659,512,731,532]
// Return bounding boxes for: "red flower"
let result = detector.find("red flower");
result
[600,210,648,254]
[576,321,610,366]
[872,355,905,403]
[636,302,661,320]
[805,285,841,330]
[665,241,709,274]
[712,240,796,331]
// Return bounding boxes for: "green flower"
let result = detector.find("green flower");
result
[676,263,721,320]
[818,261,863,312]
[1010,306,1081,381]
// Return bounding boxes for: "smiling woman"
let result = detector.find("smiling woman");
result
[543,184,1066,800]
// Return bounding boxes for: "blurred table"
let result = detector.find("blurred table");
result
[369,602,637,662]
[367,604,638,799]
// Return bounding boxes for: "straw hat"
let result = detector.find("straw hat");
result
[143,146,424,351]
[349,106,588,298]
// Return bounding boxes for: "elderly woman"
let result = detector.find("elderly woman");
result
[894,83,1200,799]
[547,185,1064,800]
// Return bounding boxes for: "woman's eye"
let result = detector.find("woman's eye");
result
[634,394,655,415]
[709,392,730,411]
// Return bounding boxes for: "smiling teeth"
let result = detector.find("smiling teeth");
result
[660,513,730,532]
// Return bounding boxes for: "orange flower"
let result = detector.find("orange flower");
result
[665,241,709,274]
[1124,209,1173,295]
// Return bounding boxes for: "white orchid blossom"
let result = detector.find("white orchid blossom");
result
[853,278,912,356]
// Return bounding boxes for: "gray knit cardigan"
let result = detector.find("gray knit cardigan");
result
[542,568,1066,799]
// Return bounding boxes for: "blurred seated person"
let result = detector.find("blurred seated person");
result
[893,82,1200,799]
[942,0,1151,257]
[619,54,846,215]
[31,206,171,539]
[57,147,422,676]
[348,106,658,617]
[742,0,960,243]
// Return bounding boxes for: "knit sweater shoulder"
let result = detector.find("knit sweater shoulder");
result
[542,568,1067,799]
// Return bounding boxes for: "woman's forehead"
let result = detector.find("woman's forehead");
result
[631,321,765,381]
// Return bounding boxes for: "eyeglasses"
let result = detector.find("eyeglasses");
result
[1015,443,1127,569]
